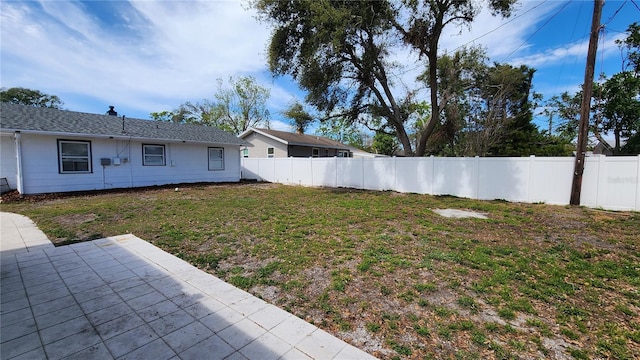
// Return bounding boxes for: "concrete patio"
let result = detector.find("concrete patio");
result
[0,212,377,360]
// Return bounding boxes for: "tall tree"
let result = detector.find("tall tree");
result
[0,87,63,109]
[600,72,640,153]
[210,76,270,134]
[316,117,370,150]
[283,100,314,134]
[255,0,420,155]
[372,131,399,155]
[150,76,270,134]
[395,0,517,156]
[603,22,640,154]
[255,0,518,156]
[421,47,485,155]
[617,22,639,75]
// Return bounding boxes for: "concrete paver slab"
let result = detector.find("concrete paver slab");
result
[0,212,377,359]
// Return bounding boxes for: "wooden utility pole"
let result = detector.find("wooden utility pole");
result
[570,0,604,206]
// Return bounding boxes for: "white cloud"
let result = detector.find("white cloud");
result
[438,1,563,59]
[0,0,282,117]
[510,33,625,69]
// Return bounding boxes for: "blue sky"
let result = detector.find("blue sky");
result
[1,0,638,133]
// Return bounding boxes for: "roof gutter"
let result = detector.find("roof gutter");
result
[287,142,350,150]
[0,128,246,147]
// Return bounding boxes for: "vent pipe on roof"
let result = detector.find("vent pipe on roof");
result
[107,106,118,116]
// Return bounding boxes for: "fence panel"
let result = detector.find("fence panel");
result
[363,158,396,191]
[528,157,574,205]
[476,158,528,202]
[395,157,433,194]
[291,158,313,186]
[337,158,364,189]
[581,156,640,211]
[241,156,640,211]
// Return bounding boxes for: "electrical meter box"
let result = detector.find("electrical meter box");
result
[112,157,121,165]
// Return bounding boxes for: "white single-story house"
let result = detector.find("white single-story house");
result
[0,103,247,195]
[239,128,385,158]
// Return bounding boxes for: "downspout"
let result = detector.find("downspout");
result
[14,132,24,195]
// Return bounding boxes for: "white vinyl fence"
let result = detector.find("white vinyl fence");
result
[241,155,640,211]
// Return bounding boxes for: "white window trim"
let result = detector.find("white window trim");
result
[242,148,249,158]
[58,140,92,174]
[142,144,166,166]
[208,147,225,171]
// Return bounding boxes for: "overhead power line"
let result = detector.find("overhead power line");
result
[501,0,573,62]
[451,0,549,53]
[603,0,628,26]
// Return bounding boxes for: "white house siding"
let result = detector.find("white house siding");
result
[17,134,241,194]
[0,134,18,190]
[243,133,288,158]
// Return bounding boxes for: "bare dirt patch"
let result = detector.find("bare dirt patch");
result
[52,213,97,226]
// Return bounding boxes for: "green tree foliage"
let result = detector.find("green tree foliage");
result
[150,76,270,134]
[255,0,418,154]
[211,76,270,134]
[372,131,399,156]
[395,0,518,155]
[545,23,640,155]
[424,47,485,155]
[617,22,639,75]
[283,101,314,134]
[599,72,640,153]
[255,0,518,157]
[316,117,370,150]
[421,48,572,156]
[0,87,63,109]
[543,91,582,141]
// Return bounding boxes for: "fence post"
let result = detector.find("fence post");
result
[475,156,480,200]
[430,155,435,195]
[393,156,397,192]
[361,157,365,189]
[636,155,640,211]
[335,156,338,188]
[595,155,606,208]
[528,155,535,203]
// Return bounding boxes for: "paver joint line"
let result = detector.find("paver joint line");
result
[0,212,377,360]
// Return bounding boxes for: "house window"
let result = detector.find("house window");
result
[143,144,165,166]
[58,140,92,173]
[267,147,274,158]
[242,148,249,158]
[208,147,224,170]
[312,148,319,158]
[338,150,350,158]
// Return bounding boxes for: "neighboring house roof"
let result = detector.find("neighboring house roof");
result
[239,128,388,157]
[0,103,246,146]
[239,128,354,150]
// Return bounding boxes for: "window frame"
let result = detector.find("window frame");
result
[208,147,225,171]
[57,139,92,174]
[142,144,166,166]
[267,147,274,158]
[242,148,249,158]
[312,148,320,158]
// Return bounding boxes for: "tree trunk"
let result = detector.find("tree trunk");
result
[416,50,440,157]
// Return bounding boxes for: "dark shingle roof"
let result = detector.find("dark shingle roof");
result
[247,128,351,149]
[0,103,245,145]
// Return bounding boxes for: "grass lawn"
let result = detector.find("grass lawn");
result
[2,183,639,359]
